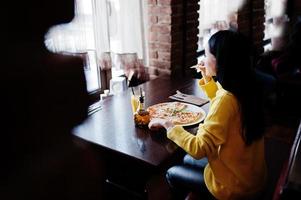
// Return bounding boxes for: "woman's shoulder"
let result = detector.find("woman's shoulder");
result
[214,89,238,111]
[215,84,235,101]
[206,89,239,121]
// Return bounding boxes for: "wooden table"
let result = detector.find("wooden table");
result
[73,76,209,198]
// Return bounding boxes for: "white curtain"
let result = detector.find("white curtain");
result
[92,0,110,55]
[267,0,287,17]
[45,0,147,76]
[108,0,145,59]
[96,0,147,78]
[199,0,245,33]
[198,0,245,50]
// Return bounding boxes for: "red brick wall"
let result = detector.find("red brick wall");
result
[147,0,271,75]
[147,0,199,77]
[148,0,182,76]
[185,0,199,70]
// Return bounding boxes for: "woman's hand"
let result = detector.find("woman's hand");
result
[148,118,174,132]
[198,65,211,83]
[191,61,212,83]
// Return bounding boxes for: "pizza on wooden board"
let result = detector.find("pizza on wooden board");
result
[147,102,203,125]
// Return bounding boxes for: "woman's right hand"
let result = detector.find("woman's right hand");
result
[192,61,212,83]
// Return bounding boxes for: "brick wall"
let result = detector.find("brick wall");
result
[185,0,199,71]
[147,0,199,77]
[147,0,270,76]
[237,0,265,55]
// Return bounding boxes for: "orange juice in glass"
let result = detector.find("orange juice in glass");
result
[131,94,139,114]
[130,86,145,114]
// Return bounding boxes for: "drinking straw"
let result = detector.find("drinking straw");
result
[140,87,143,97]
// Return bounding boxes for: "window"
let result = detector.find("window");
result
[45,0,147,94]
[197,0,243,61]
[264,0,288,51]
[107,0,148,78]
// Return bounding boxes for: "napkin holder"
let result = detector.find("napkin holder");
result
[110,77,127,95]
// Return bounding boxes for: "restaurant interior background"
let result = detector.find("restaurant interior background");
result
[2,0,301,199]
[45,0,301,199]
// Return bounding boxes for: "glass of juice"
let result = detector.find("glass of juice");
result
[130,86,145,114]
[131,94,139,114]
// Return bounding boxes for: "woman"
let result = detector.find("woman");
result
[149,30,266,199]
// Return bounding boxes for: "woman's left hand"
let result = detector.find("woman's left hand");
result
[148,118,174,131]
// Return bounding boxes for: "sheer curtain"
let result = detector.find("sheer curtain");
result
[106,0,147,78]
[108,0,145,59]
[45,0,146,57]
[92,0,148,81]
[198,0,245,51]
[45,0,148,89]
[92,0,110,58]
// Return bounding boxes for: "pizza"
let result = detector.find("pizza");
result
[147,102,203,125]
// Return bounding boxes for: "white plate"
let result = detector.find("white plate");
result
[148,101,206,127]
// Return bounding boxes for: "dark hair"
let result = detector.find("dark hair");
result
[208,30,264,145]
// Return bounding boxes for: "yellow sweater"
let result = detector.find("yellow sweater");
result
[167,78,267,200]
